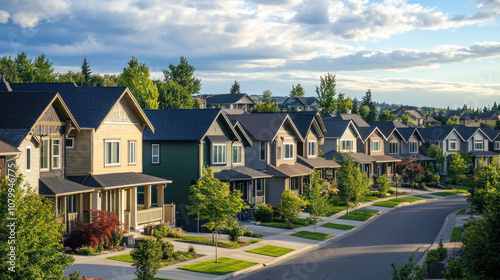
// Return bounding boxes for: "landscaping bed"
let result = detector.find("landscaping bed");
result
[179,257,259,275]
[245,245,295,257]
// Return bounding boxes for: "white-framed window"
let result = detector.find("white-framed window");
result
[449,140,457,151]
[40,139,49,170]
[409,141,418,153]
[66,137,74,148]
[308,141,317,157]
[495,141,500,150]
[212,144,226,164]
[283,143,294,160]
[474,140,484,150]
[151,144,160,164]
[105,140,120,166]
[26,146,31,172]
[232,145,242,164]
[341,140,353,151]
[389,142,398,154]
[260,141,266,161]
[52,139,61,169]
[129,141,137,164]
[372,140,381,152]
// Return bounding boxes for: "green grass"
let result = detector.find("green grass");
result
[245,245,295,257]
[391,197,421,203]
[107,254,134,263]
[291,231,334,241]
[372,200,400,208]
[413,195,432,199]
[457,208,467,215]
[180,236,259,249]
[179,257,259,275]
[261,218,308,229]
[321,223,356,230]
[362,196,380,202]
[450,227,462,242]
[433,190,468,196]
[339,209,379,221]
[325,206,348,216]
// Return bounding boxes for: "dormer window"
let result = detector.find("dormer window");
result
[283,143,294,160]
[341,140,353,151]
[449,140,457,151]
[474,140,484,150]
[371,140,381,152]
[308,141,317,157]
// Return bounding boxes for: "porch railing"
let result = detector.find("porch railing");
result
[137,207,163,224]
[67,212,78,233]
[250,196,265,205]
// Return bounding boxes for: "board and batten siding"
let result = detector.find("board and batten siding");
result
[66,130,92,176]
[244,141,268,170]
[143,141,200,209]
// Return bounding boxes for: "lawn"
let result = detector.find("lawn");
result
[413,195,432,199]
[450,227,462,242]
[321,223,356,230]
[362,196,380,202]
[261,218,309,229]
[457,207,467,215]
[245,245,295,257]
[433,190,468,197]
[179,257,258,275]
[107,254,133,263]
[291,231,334,241]
[180,236,259,249]
[339,209,379,221]
[372,200,400,208]
[325,205,348,216]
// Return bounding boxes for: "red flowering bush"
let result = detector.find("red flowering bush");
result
[66,209,122,251]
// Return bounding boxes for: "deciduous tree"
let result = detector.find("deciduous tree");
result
[426,145,445,173]
[119,56,159,109]
[289,83,305,97]
[278,189,306,228]
[378,110,397,121]
[316,73,337,115]
[337,153,370,217]
[255,90,279,112]
[447,153,468,185]
[303,171,329,232]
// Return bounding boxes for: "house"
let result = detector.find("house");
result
[0,90,91,234]
[204,93,256,111]
[0,140,21,177]
[396,127,434,164]
[390,106,425,126]
[227,113,313,205]
[434,110,479,127]
[7,83,172,233]
[281,97,319,112]
[425,115,441,127]
[482,127,500,157]
[143,109,270,230]
[477,111,500,126]
[452,126,495,168]
[419,126,465,172]
[331,113,371,127]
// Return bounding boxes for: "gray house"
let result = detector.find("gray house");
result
[205,93,256,111]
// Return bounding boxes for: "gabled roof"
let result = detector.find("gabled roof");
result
[227,113,304,142]
[232,121,253,146]
[8,83,152,131]
[357,126,387,142]
[452,126,492,141]
[425,115,440,123]
[368,121,408,128]
[477,110,500,119]
[144,109,240,142]
[206,93,255,105]
[418,126,464,142]
[69,172,172,190]
[332,113,370,127]
[397,127,425,143]
[266,163,313,177]
[390,106,424,118]
[297,155,341,169]
[39,177,94,197]
[322,118,360,139]
[286,112,326,139]
[480,127,500,141]
[0,140,20,156]
[283,97,318,106]
[0,91,80,146]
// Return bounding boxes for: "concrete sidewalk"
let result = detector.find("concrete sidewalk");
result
[67,188,468,280]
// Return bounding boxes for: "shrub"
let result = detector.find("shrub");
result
[227,219,246,242]
[391,254,426,280]
[437,240,448,260]
[377,176,390,195]
[188,245,195,253]
[74,246,95,256]
[153,224,171,240]
[255,203,274,223]
[66,210,121,250]
[158,240,174,260]
[243,230,262,239]
[169,228,184,238]
[426,249,441,263]
[443,260,464,280]
[131,238,162,280]
[388,189,396,195]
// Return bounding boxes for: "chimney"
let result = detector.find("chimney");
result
[0,72,13,92]
[347,109,352,114]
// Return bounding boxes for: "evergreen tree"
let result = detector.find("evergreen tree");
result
[0,55,21,83]
[289,83,305,97]
[351,98,359,114]
[229,80,241,94]
[14,52,34,83]
[315,73,337,115]
[493,102,498,111]
[378,110,397,121]
[162,56,201,95]
[81,55,92,86]
[361,89,377,122]
[33,54,56,83]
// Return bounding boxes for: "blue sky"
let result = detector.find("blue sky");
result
[1,0,499,108]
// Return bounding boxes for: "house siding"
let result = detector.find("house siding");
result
[15,137,40,190]
[267,177,286,205]
[66,130,92,176]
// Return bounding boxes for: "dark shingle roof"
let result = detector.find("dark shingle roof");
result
[390,106,424,118]
[214,166,272,181]
[284,97,318,106]
[451,126,490,141]
[419,126,461,141]
[397,128,423,142]
[369,121,408,128]
[206,94,255,105]
[332,114,370,127]
[480,127,500,140]
[70,172,172,189]
[322,119,352,138]
[324,150,375,163]
[266,163,313,177]
[0,129,31,147]
[0,91,59,129]
[287,112,322,139]
[39,177,94,196]
[477,111,500,119]
[144,109,222,141]
[297,155,341,169]
[0,140,20,155]
[227,113,293,141]
[357,126,380,141]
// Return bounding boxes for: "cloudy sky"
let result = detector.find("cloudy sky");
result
[1,0,500,108]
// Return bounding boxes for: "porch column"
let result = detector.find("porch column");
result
[156,185,165,207]
[130,187,138,230]
[78,194,84,223]
[144,185,152,209]
[61,197,67,230]
[91,191,101,211]
[118,189,124,225]
[54,197,59,217]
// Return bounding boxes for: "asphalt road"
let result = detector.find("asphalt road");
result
[239,196,468,280]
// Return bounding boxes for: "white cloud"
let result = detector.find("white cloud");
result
[0,10,10,24]
[4,0,70,28]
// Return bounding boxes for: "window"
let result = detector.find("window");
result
[40,139,49,170]
[341,140,353,151]
[232,145,242,164]
[256,179,263,193]
[308,141,317,157]
[66,137,74,148]
[283,143,294,159]
[212,144,226,164]
[260,141,266,161]
[129,141,137,164]
[52,139,60,169]
[67,195,77,213]
[290,177,299,190]
[449,140,457,151]
[389,142,398,154]
[26,146,31,172]
[105,140,120,166]
[409,141,418,153]
[495,141,500,150]
[372,140,381,152]
[151,144,160,164]
[474,140,484,150]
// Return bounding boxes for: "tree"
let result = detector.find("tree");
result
[33,54,56,83]
[378,110,397,121]
[447,153,468,185]
[360,105,370,120]
[303,171,329,232]
[14,52,34,83]
[351,98,359,114]
[337,153,370,217]
[229,80,241,94]
[162,56,201,96]
[396,155,425,183]
[278,189,306,228]
[426,145,445,173]
[377,175,390,196]
[255,90,279,112]
[316,73,337,115]
[187,167,246,262]
[337,93,352,114]
[131,238,162,280]
[446,116,459,125]
[0,55,21,83]
[494,120,500,130]
[390,254,426,280]
[156,80,196,109]
[401,112,415,125]
[0,169,74,279]
[81,56,92,86]
[467,159,500,213]
[289,83,305,97]
[361,89,377,122]
[119,56,159,109]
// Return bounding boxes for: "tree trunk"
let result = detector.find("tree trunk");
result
[215,231,219,263]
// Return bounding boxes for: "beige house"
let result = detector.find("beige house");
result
[0,141,21,178]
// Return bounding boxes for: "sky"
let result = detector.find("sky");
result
[1,0,500,108]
